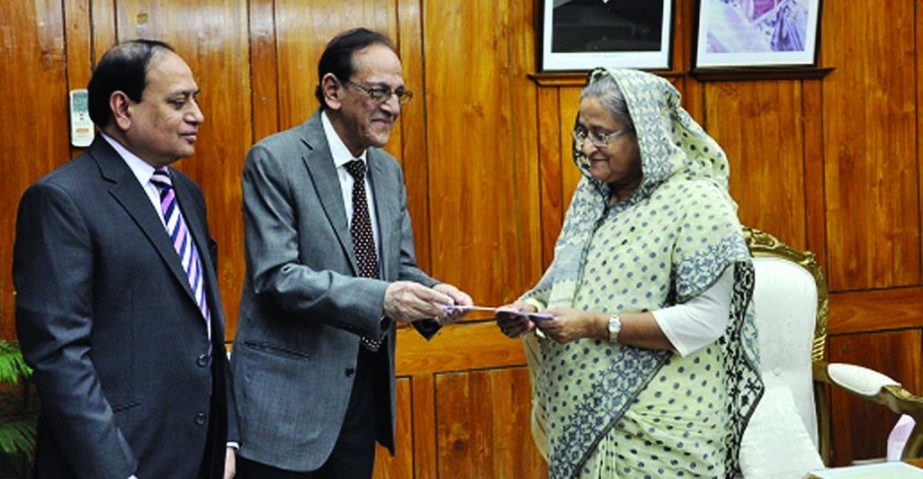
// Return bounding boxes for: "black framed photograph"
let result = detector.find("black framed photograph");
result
[540,0,674,72]
[694,0,822,69]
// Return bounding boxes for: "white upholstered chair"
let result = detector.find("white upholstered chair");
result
[738,227,923,478]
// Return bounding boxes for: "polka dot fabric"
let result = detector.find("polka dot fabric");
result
[345,159,382,352]
[520,69,763,478]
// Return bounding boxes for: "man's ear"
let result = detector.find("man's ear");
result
[110,91,133,131]
[321,73,343,110]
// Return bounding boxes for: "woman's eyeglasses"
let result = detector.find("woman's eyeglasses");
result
[572,126,633,148]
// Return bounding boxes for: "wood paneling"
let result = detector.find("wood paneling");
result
[396,0,431,272]
[423,0,540,306]
[707,80,808,250]
[536,87,564,266]
[396,321,526,376]
[828,287,923,335]
[435,368,547,479]
[248,0,280,143]
[828,330,923,466]
[274,1,398,130]
[822,0,919,291]
[410,374,438,479]
[374,377,414,478]
[1,0,69,337]
[62,0,92,91]
[802,79,828,272]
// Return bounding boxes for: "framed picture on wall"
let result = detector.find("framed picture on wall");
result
[539,0,674,72]
[694,0,822,69]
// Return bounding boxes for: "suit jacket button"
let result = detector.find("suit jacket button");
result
[345,367,355,377]
[196,354,209,367]
[195,412,207,426]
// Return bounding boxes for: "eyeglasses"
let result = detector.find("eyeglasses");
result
[344,80,413,105]
[572,126,633,148]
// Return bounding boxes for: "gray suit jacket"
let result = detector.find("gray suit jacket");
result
[231,111,439,472]
[14,138,233,479]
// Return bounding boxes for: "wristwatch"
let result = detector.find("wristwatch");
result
[607,314,622,342]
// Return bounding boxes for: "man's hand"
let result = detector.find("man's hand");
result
[432,283,473,325]
[384,281,454,322]
[224,447,236,479]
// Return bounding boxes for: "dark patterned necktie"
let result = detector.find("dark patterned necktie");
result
[344,160,382,352]
[150,169,212,351]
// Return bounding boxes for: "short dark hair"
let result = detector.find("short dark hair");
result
[314,28,396,109]
[87,39,175,127]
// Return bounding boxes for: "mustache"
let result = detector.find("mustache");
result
[371,114,396,123]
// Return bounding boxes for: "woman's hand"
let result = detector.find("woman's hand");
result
[495,302,537,338]
[538,308,606,343]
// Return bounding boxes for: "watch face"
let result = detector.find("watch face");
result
[608,314,621,340]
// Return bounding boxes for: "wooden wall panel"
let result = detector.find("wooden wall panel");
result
[802,79,828,272]
[396,0,432,271]
[249,0,280,143]
[0,0,69,338]
[423,0,539,306]
[373,377,414,478]
[556,87,583,231]
[435,368,547,479]
[822,0,919,291]
[827,330,923,466]
[828,287,923,335]
[274,0,398,131]
[62,0,92,91]
[395,321,526,375]
[536,88,564,266]
[706,80,808,250]
[115,0,252,335]
[410,374,438,479]
[508,0,544,294]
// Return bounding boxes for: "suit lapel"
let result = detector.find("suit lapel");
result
[91,139,199,305]
[298,114,362,277]
[172,172,223,326]
[367,150,396,281]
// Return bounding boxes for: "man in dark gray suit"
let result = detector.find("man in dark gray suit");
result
[14,40,236,479]
[231,28,472,478]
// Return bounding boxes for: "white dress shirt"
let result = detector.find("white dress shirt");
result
[101,132,167,226]
[321,111,382,267]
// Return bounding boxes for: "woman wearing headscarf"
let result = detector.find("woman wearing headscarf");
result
[496,68,763,478]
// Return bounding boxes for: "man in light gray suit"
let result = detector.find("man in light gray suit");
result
[230,28,472,478]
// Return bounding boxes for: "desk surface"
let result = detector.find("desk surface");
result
[805,459,923,478]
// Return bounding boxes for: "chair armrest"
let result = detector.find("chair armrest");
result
[813,360,923,459]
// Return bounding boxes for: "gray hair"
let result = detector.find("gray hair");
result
[579,74,634,131]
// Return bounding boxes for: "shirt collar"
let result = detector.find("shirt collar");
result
[321,111,367,167]
[100,132,158,186]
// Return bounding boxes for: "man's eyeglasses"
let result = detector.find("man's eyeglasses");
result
[344,80,413,105]
[572,126,633,148]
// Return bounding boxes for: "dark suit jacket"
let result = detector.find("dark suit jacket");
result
[231,111,439,472]
[13,138,234,479]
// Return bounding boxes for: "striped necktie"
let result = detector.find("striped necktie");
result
[344,160,382,352]
[150,168,212,345]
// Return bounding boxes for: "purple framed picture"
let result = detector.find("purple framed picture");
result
[694,0,822,68]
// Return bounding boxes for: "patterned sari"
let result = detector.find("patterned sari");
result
[522,68,763,479]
